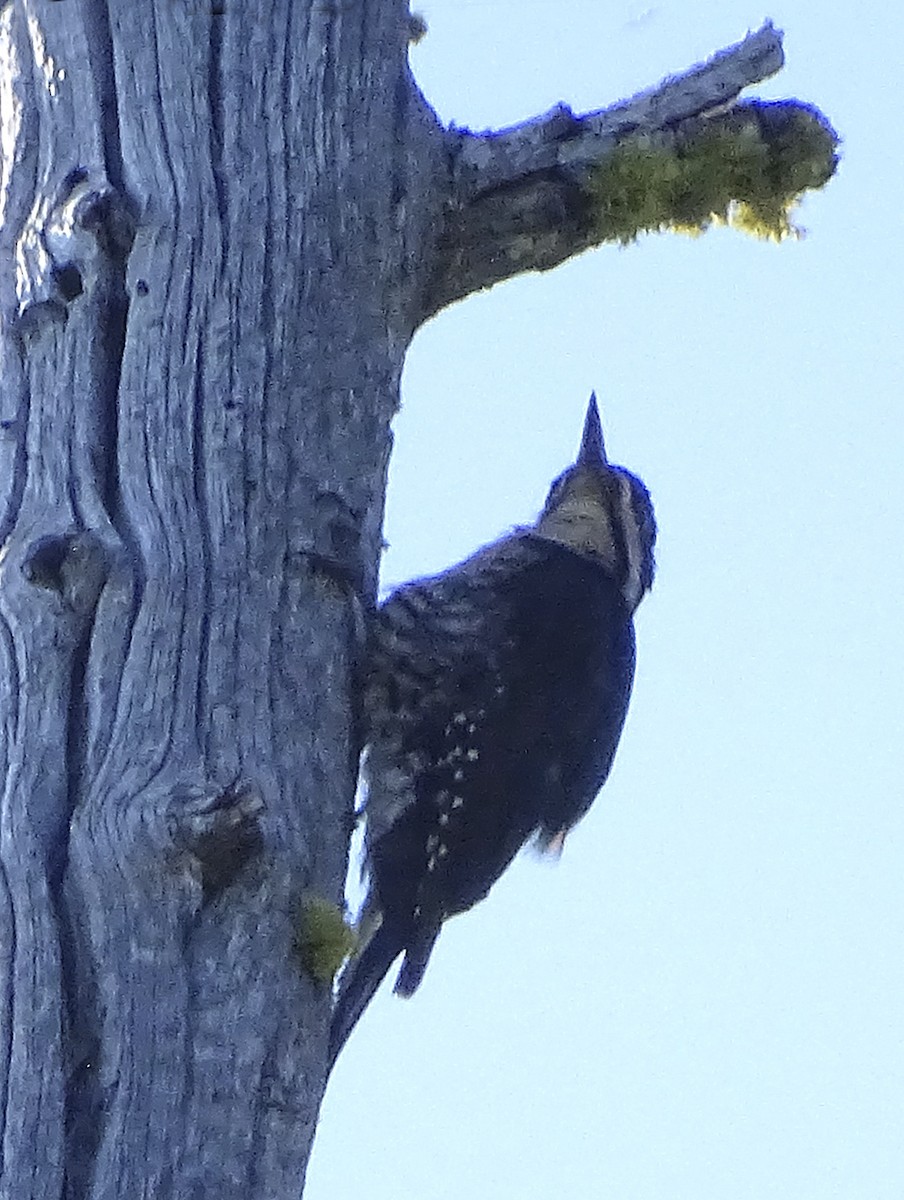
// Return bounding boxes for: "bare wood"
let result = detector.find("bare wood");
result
[0,2,445,1195]
[453,22,785,195]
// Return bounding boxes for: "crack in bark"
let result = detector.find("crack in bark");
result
[208,4,228,235]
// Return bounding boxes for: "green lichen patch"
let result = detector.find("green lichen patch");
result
[296,896,358,987]
[586,100,839,243]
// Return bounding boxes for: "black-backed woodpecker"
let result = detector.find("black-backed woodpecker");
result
[329,394,656,1066]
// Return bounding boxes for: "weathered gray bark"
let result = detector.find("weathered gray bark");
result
[0,2,446,1196]
[0,4,833,1197]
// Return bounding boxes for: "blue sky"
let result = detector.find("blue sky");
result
[309,3,904,1197]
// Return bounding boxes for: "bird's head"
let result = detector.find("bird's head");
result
[534,393,656,611]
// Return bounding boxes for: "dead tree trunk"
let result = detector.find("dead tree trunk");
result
[0,4,834,1196]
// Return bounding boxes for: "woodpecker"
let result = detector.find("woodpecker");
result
[329,394,656,1066]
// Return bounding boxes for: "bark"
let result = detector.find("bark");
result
[0,3,834,1197]
[0,2,445,1196]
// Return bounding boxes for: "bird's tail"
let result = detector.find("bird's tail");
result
[392,924,440,998]
[328,922,402,1069]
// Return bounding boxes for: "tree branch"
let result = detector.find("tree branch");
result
[423,22,838,321]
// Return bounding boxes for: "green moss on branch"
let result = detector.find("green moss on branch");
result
[585,100,839,243]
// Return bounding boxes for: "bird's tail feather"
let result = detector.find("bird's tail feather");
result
[328,923,402,1069]
[392,926,440,998]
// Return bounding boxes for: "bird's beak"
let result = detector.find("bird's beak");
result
[577,392,607,466]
